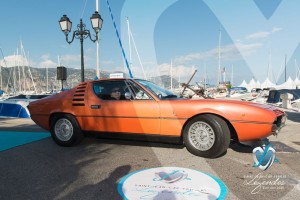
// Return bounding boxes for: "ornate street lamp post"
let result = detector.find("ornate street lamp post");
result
[59,11,103,82]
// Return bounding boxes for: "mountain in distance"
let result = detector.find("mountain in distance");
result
[0,66,180,93]
[0,66,109,93]
[149,75,180,89]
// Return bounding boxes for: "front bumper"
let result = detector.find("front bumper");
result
[272,114,287,136]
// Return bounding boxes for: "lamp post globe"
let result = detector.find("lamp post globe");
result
[90,11,103,32]
[59,15,72,35]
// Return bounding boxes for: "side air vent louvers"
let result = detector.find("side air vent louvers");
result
[72,83,87,106]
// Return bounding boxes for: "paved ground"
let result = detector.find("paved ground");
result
[0,110,299,200]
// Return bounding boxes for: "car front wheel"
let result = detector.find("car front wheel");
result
[183,114,230,158]
[50,114,83,146]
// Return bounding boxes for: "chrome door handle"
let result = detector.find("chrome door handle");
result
[91,105,101,109]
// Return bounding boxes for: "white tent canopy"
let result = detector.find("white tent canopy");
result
[246,78,260,91]
[238,76,300,90]
[294,77,300,89]
[261,77,276,89]
[239,80,247,88]
[276,76,295,89]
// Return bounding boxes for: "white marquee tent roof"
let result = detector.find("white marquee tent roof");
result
[238,76,300,90]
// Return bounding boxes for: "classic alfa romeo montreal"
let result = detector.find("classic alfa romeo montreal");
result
[28,79,286,158]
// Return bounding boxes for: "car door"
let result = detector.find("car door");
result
[86,80,160,135]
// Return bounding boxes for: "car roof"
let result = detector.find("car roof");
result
[85,78,149,84]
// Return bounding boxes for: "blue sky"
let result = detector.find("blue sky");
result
[1,0,300,85]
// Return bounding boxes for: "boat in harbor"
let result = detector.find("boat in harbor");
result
[0,94,50,118]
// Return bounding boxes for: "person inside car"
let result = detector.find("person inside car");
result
[109,87,122,100]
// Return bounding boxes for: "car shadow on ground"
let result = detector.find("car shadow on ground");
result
[229,141,254,153]
[86,135,264,155]
[0,138,151,200]
[228,139,300,154]
[62,164,131,200]
[86,134,185,149]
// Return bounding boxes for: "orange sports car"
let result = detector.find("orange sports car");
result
[28,78,286,158]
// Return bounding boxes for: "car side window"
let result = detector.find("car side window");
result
[126,81,152,100]
[93,81,128,100]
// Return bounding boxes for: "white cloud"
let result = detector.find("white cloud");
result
[234,42,263,57]
[58,52,99,69]
[35,54,57,68]
[0,55,27,67]
[60,54,80,63]
[147,62,198,83]
[39,60,57,68]
[245,27,282,40]
[174,42,261,64]
[174,50,213,63]
[272,27,282,33]
[246,31,271,40]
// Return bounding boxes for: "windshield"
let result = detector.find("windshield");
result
[136,79,178,99]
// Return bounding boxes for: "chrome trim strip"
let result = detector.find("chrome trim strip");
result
[230,120,273,125]
[77,115,188,120]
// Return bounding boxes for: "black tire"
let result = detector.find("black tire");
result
[183,114,230,158]
[50,114,83,147]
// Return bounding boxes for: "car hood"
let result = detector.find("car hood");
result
[160,98,283,122]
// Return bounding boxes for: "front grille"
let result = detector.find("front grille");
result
[274,115,283,127]
[272,114,286,135]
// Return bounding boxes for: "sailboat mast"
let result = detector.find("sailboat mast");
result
[0,52,2,90]
[106,0,133,78]
[1,47,14,93]
[296,59,300,79]
[267,48,278,84]
[0,65,2,90]
[27,52,37,94]
[231,64,233,86]
[21,51,26,91]
[170,59,173,91]
[217,27,221,86]
[17,48,21,93]
[295,59,297,79]
[21,41,37,94]
[96,0,100,78]
[204,62,207,90]
[57,55,61,66]
[46,64,48,92]
[127,17,147,79]
[126,17,132,70]
[285,54,287,82]
[223,67,226,83]
[178,73,181,88]
[13,52,16,93]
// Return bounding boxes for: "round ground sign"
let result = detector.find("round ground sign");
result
[118,167,227,200]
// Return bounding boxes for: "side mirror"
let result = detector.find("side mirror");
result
[124,92,132,100]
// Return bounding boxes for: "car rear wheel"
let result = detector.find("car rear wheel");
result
[183,114,230,158]
[50,114,83,146]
